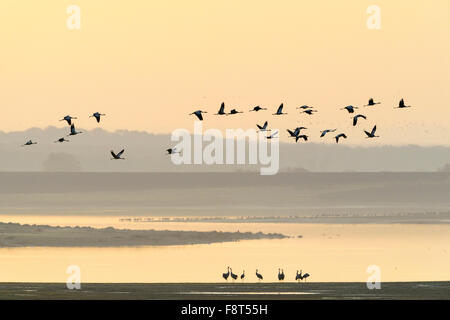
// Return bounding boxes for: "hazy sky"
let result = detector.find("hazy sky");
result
[0,1,449,145]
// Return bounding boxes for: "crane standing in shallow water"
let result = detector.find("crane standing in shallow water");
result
[300,270,310,282]
[278,268,285,281]
[222,267,230,281]
[230,268,238,280]
[256,269,263,281]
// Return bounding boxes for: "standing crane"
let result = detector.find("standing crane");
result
[222,267,230,281]
[256,269,263,281]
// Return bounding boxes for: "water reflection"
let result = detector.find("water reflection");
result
[0,215,449,283]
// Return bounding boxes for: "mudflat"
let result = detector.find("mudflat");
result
[0,282,448,300]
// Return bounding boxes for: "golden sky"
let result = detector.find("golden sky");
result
[0,1,449,145]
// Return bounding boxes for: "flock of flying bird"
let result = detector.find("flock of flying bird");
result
[21,98,412,159]
[222,267,310,282]
[188,98,412,144]
[21,112,127,160]
[19,99,411,284]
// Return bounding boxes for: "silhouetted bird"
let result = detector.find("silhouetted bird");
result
[22,140,37,146]
[189,110,207,121]
[68,123,82,136]
[228,109,243,115]
[342,105,357,113]
[55,137,69,143]
[256,121,271,132]
[287,128,299,138]
[335,133,347,143]
[364,125,379,138]
[90,112,105,123]
[265,131,278,139]
[396,99,411,109]
[166,148,180,155]
[320,129,336,138]
[297,105,312,110]
[60,115,77,125]
[287,127,307,138]
[353,114,367,126]
[110,149,125,160]
[230,268,238,280]
[365,98,380,106]
[295,135,308,143]
[302,109,317,115]
[300,270,310,282]
[249,106,267,112]
[278,268,285,281]
[215,103,226,115]
[256,269,263,280]
[273,104,287,115]
[222,267,230,281]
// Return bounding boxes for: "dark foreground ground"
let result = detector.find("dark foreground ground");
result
[0,282,448,300]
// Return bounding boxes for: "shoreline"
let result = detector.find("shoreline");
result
[0,222,286,248]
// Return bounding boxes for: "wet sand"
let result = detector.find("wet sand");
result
[0,282,448,300]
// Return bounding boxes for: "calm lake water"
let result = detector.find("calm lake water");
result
[0,215,449,283]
